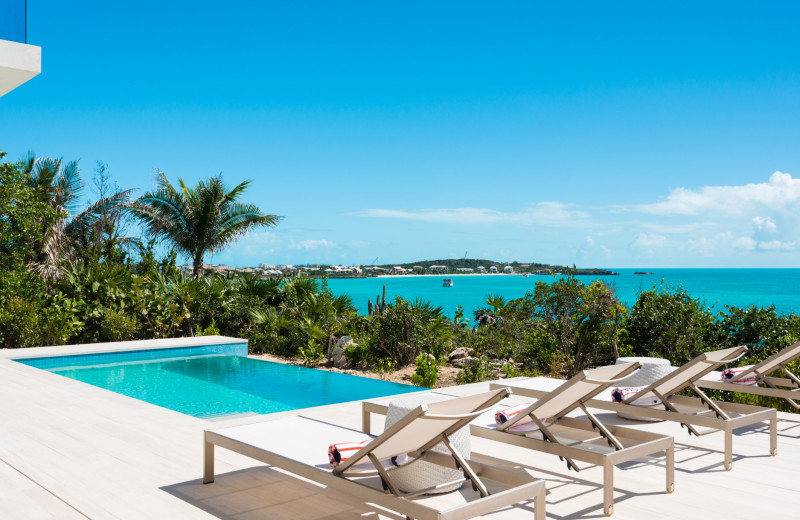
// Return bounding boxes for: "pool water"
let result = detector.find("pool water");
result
[16,346,421,419]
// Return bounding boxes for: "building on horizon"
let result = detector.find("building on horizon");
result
[0,0,41,98]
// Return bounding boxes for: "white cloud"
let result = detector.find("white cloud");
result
[752,216,778,233]
[687,233,756,257]
[291,239,338,250]
[639,222,716,235]
[732,236,757,251]
[351,202,590,227]
[757,240,796,251]
[635,171,800,216]
[633,233,667,248]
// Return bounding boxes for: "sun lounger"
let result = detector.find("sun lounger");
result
[696,341,800,409]
[363,364,675,517]
[203,388,546,520]
[480,363,675,517]
[494,346,778,472]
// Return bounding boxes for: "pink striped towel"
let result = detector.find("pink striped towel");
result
[494,403,547,432]
[328,440,371,467]
[721,365,758,385]
[327,440,408,468]
[494,402,532,424]
[610,387,661,406]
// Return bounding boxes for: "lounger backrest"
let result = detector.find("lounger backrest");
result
[504,362,640,427]
[336,388,509,472]
[627,346,747,403]
[731,341,800,381]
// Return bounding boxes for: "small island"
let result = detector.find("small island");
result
[634,271,654,275]
[199,259,620,278]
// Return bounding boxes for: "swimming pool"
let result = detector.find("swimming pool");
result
[15,343,421,419]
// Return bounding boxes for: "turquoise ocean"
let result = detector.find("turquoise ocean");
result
[327,269,800,319]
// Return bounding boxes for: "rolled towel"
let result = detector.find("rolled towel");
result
[494,402,532,424]
[611,387,661,407]
[494,402,546,432]
[721,365,758,385]
[328,439,371,467]
[328,440,408,468]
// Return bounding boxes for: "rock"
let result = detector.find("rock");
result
[332,336,355,368]
[424,353,436,362]
[448,347,475,363]
[451,355,475,368]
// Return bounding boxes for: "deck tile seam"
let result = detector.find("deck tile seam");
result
[0,456,93,519]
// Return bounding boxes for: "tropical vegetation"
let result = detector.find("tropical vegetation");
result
[2,149,799,411]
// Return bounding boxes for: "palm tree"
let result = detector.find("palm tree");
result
[473,294,507,326]
[130,171,281,278]
[21,153,135,278]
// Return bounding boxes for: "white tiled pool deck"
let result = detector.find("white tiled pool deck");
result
[2,338,799,519]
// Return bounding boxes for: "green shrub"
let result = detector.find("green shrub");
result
[0,296,41,348]
[622,283,716,365]
[371,358,396,379]
[298,338,325,366]
[39,293,85,345]
[456,356,491,385]
[342,341,370,364]
[195,321,221,337]
[349,297,453,365]
[716,305,800,362]
[98,308,139,342]
[410,354,441,388]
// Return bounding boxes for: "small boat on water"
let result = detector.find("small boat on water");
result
[443,278,453,287]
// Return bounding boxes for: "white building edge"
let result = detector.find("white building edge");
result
[0,8,41,98]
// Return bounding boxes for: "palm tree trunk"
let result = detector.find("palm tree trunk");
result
[193,255,203,279]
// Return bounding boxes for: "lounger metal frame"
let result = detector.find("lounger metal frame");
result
[204,388,546,520]
[365,365,675,517]
[696,341,800,409]
[495,346,778,473]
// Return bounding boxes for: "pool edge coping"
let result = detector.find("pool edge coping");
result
[0,335,247,360]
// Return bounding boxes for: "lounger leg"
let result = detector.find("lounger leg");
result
[666,441,675,494]
[770,416,778,456]
[603,462,614,516]
[362,402,371,434]
[203,440,215,484]
[534,482,546,520]
[724,430,733,471]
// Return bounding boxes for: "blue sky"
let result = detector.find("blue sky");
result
[3,1,800,267]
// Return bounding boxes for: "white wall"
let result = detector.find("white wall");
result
[0,39,41,97]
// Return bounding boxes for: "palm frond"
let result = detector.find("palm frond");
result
[28,217,68,279]
[131,171,281,277]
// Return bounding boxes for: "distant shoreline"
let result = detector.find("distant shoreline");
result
[375,272,536,279]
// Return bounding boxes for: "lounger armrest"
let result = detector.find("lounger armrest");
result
[585,361,643,385]
[424,402,511,421]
